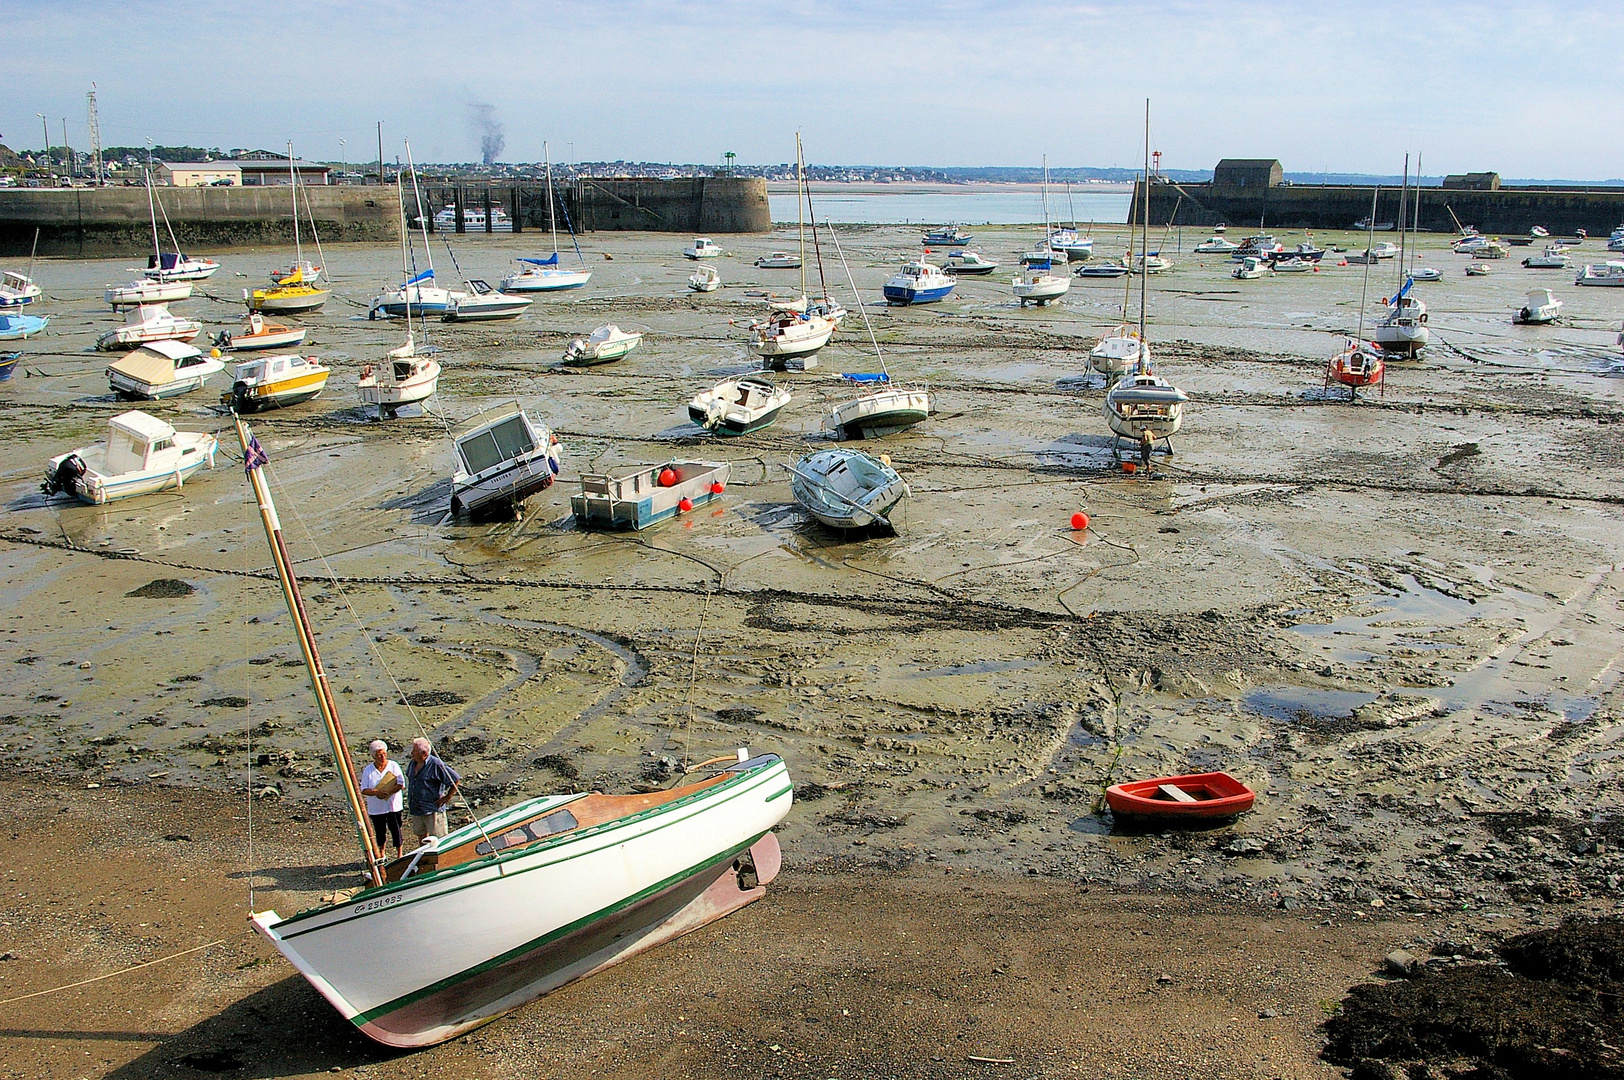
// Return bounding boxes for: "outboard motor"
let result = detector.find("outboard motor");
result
[230,380,253,413]
[43,454,85,497]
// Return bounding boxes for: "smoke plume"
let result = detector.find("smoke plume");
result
[468,101,505,165]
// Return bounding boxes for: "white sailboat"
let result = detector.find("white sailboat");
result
[1013,156,1071,307]
[750,136,836,369]
[104,172,198,308]
[501,143,593,293]
[370,142,461,318]
[360,184,442,418]
[1372,155,1430,356]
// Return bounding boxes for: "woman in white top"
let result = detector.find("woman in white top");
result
[359,739,406,858]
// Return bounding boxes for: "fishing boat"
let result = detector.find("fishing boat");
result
[1513,288,1563,325]
[684,237,723,259]
[230,417,789,1048]
[882,261,955,305]
[105,278,192,308]
[1576,262,1624,287]
[1105,772,1255,820]
[1075,262,1130,278]
[1523,247,1572,269]
[1089,326,1148,377]
[790,448,909,530]
[564,324,642,365]
[1231,256,1268,279]
[449,402,563,518]
[825,376,931,439]
[688,265,722,292]
[1014,260,1070,304]
[942,250,998,275]
[358,340,441,418]
[921,226,972,246]
[227,353,331,412]
[96,304,201,350]
[444,280,533,322]
[1464,263,1491,277]
[500,143,594,293]
[370,143,460,318]
[0,271,42,308]
[106,339,224,399]
[755,252,802,269]
[0,312,49,341]
[688,375,790,436]
[1193,236,1239,254]
[42,410,217,505]
[571,460,730,530]
[214,312,307,352]
[0,352,18,381]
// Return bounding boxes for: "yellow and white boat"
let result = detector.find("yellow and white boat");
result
[226,353,331,413]
[246,272,330,314]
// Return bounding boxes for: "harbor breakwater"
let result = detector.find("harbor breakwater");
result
[0,177,771,256]
[1133,180,1624,236]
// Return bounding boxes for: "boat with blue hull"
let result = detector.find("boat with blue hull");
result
[0,312,49,340]
[882,261,955,305]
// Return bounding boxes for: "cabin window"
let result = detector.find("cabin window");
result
[458,416,535,475]
[472,808,578,856]
[151,438,173,452]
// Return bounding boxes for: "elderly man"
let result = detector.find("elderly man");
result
[405,737,461,846]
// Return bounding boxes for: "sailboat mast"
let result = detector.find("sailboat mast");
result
[145,168,161,264]
[288,141,304,265]
[405,140,433,275]
[1356,187,1378,343]
[397,177,414,342]
[1395,154,1409,291]
[797,135,806,298]
[233,417,385,888]
[800,134,831,301]
[1042,154,1051,249]
[1137,99,1149,345]
[545,141,559,257]
[1411,152,1423,276]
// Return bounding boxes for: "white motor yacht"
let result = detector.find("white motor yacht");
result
[1193,236,1239,254]
[43,411,217,505]
[1513,289,1563,325]
[684,238,723,259]
[96,304,203,350]
[1576,262,1624,287]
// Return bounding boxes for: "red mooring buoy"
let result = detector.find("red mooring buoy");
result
[1070,512,1090,531]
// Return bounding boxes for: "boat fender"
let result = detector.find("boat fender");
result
[710,482,725,495]
[43,454,85,497]
[678,497,693,513]
[658,468,677,487]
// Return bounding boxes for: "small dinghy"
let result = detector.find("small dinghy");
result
[688,375,790,436]
[107,339,224,399]
[572,460,730,530]
[790,448,909,530]
[688,264,722,292]
[214,312,307,352]
[227,353,331,412]
[96,303,201,350]
[825,376,931,440]
[0,312,50,341]
[1105,772,1255,820]
[942,250,998,275]
[1513,288,1563,325]
[564,324,642,365]
[1465,263,1492,277]
[43,410,217,505]
[105,277,191,308]
[1408,267,1442,281]
[450,402,563,518]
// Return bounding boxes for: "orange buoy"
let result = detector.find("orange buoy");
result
[659,468,677,487]
[710,481,725,495]
[1070,512,1089,531]
[678,497,693,512]
[1122,461,1137,474]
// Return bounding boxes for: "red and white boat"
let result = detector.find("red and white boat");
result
[1105,772,1255,819]
[215,312,307,352]
[1327,339,1384,398]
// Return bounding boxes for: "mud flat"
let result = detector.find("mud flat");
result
[1,226,1622,1075]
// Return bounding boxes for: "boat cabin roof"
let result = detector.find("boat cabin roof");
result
[1,272,30,288]
[127,339,201,362]
[452,400,530,439]
[108,410,176,443]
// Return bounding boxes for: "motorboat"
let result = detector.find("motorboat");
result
[1104,364,1188,463]
[1075,262,1130,278]
[1012,261,1070,305]
[1373,294,1429,354]
[1231,256,1268,280]
[1232,234,1281,259]
[0,271,42,307]
[450,402,563,518]
[942,250,998,275]
[42,411,217,506]
[358,338,441,417]
[1274,240,1325,262]
[1465,263,1492,277]
[1513,288,1563,325]
[214,312,307,352]
[687,375,791,436]
[105,277,192,308]
[1453,235,1491,253]
[571,460,731,530]
[755,252,802,269]
[1105,772,1254,820]
[1089,326,1148,377]
[1193,236,1239,254]
[500,255,592,293]
[1523,247,1573,269]
[271,259,323,286]
[564,324,642,365]
[426,204,513,233]
[684,237,723,259]
[1577,261,1624,286]
[1531,225,1550,238]
[882,261,955,305]
[790,448,909,530]
[444,280,533,322]
[921,226,972,246]
[97,304,202,350]
[1409,267,1442,281]
[1370,241,1399,259]
[1133,253,1172,274]
[1326,339,1384,399]
[1352,218,1396,231]
[751,308,836,365]
[1272,257,1312,273]
[106,339,224,399]
[0,312,50,341]
[688,265,722,292]
[144,252,220,282]
[1473,241,1509,260]
[227,353,332,412]
[825,380,931,440]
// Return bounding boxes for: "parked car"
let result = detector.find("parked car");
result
[210,177,234,186]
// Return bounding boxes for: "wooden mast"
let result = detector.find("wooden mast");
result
[234,417,385,887]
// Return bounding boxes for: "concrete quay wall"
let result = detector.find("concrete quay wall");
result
[1133,181,1624,236]
[415,177,772,235]
[0,186,400,257]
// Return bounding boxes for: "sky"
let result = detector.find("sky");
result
[4,1,1620,179]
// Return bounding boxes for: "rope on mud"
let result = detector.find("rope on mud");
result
[0,940,224,1007]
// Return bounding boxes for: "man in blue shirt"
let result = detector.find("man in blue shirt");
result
[405,737,462,846]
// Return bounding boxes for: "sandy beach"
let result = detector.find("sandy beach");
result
[2,223,1622,1077]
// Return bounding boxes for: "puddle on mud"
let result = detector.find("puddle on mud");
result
[1245,686,1379,722]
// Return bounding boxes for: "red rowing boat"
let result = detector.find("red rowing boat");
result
[1105,771,1255,819]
